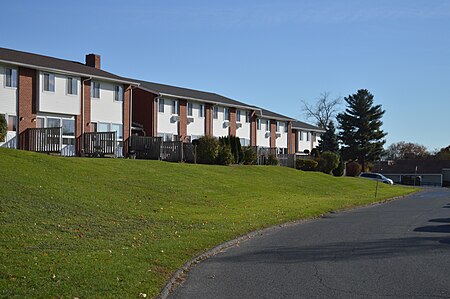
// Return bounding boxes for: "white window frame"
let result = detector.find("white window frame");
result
[236,110,241,122]
[91,81,100,99]
[187,102,193,117]
[276,121,280,133]
[4,68,18,88]
[246,111,251,123]
[171,100,178,115]
[257,118,261,130]
[43,73,55,92]
[224,108,230,121]
[158,98,164,113]
[213,106,219,119]
[307,132,310,141]
[266,120,270,132]
[67,77,78,96]
[199,104,205,118]
[299,130,303,141]
[114,85,123,102]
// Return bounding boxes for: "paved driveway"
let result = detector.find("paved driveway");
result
[169,188,450,298]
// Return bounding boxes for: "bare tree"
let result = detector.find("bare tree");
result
[302,92,342,129]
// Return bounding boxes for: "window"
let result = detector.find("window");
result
[62,119,75,136]
[7,115,16,131]
[240,138,250,146]
[266,120,270,132]
[276,122,281,133]
[199,104,205,117]
[306,132,310,141]
[299,130,303,141]
[114,85,123,101]
[47,118,60,128]
[224,108,230,121]
[187,102,193,116]
[91,81,100,98]
[164,133,173,142]
[36,117,44,129]
[171,100,178,115]
[67,77,77,95]
[257,119,261,130]
[236,110,241,122]
[213,106,219,119]
[43,73,55,92]
[98,122,109,132]
[90,122,97,132]
[112,124,123,139]
[158,98,164,113]
[5,68,17,88]
[246,111,251,123]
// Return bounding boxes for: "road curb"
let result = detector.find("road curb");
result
[157,190,420,299]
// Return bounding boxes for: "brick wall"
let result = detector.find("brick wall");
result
[132,88,156,136]
[250,111,257,146]
[178,99,187,141]
[205,104,212,136]
[229,107,236,136]
[123,85,131,147]
[288,122,294,154]
[17,67,37,150]
[270,120,276,148]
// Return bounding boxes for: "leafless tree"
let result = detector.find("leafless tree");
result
[302,92,342,129]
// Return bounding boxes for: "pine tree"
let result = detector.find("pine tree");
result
[337,89,386,170]
[317,121,339,153]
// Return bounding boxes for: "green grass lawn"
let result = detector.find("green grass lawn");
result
[0,148,416,298]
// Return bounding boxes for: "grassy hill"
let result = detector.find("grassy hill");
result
[0,148,415,298]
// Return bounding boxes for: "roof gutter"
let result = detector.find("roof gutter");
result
[137,86,261,112]
[0,59,139,85]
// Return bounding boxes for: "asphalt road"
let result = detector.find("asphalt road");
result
[169,188,450,299]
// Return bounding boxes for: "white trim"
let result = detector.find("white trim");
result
[0,59,139,85]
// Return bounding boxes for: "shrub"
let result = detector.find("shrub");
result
[0,114,6,142]
[332,158,345,176]
[346,161,362,177]
[242,146,257,165]
[295,159,318,171]
[317,151,339,174]
[266,153,279,166]
[216,145,234,165]
[219,136,242,164]
[310,148,320,158]
[196,136,219,164]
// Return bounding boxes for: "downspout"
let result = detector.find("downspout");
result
[81,77,92,156]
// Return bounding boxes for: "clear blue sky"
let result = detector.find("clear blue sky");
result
[2,0,449,151]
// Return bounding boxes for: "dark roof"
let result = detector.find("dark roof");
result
[0,47,136,84]
[134,79,258,109]
[292,120,325,132]
[256,108,294,121]
[380,160,450,174]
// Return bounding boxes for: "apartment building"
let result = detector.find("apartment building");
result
[0,47,323,158]
[131,80,258,146]
[0,47,137,156]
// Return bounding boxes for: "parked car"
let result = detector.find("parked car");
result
[359,172,394,184]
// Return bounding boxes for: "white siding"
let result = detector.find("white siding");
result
[297,130,311,152]
[236,109,250,145]
[312,132,321,148]
[157,97,178,136]
[0,64,18,115]
[275,121,288,149]
[212,106,229,137]
[186,102,205,139]
[38,72,81,115]
[256,118,270,147]
[91,81,123,124]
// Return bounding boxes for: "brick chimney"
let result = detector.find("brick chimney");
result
[85,54,101,69]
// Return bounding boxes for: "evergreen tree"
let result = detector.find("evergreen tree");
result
[337,89,386,170]
[317,121,339,153]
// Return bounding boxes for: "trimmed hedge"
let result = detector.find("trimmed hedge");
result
[242,146,257,165]
[317,151,339,174]
[295,159,318,171]
[346,161,362,177]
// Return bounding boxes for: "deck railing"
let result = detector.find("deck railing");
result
[83,132,117,157]
[26,127,62,153]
